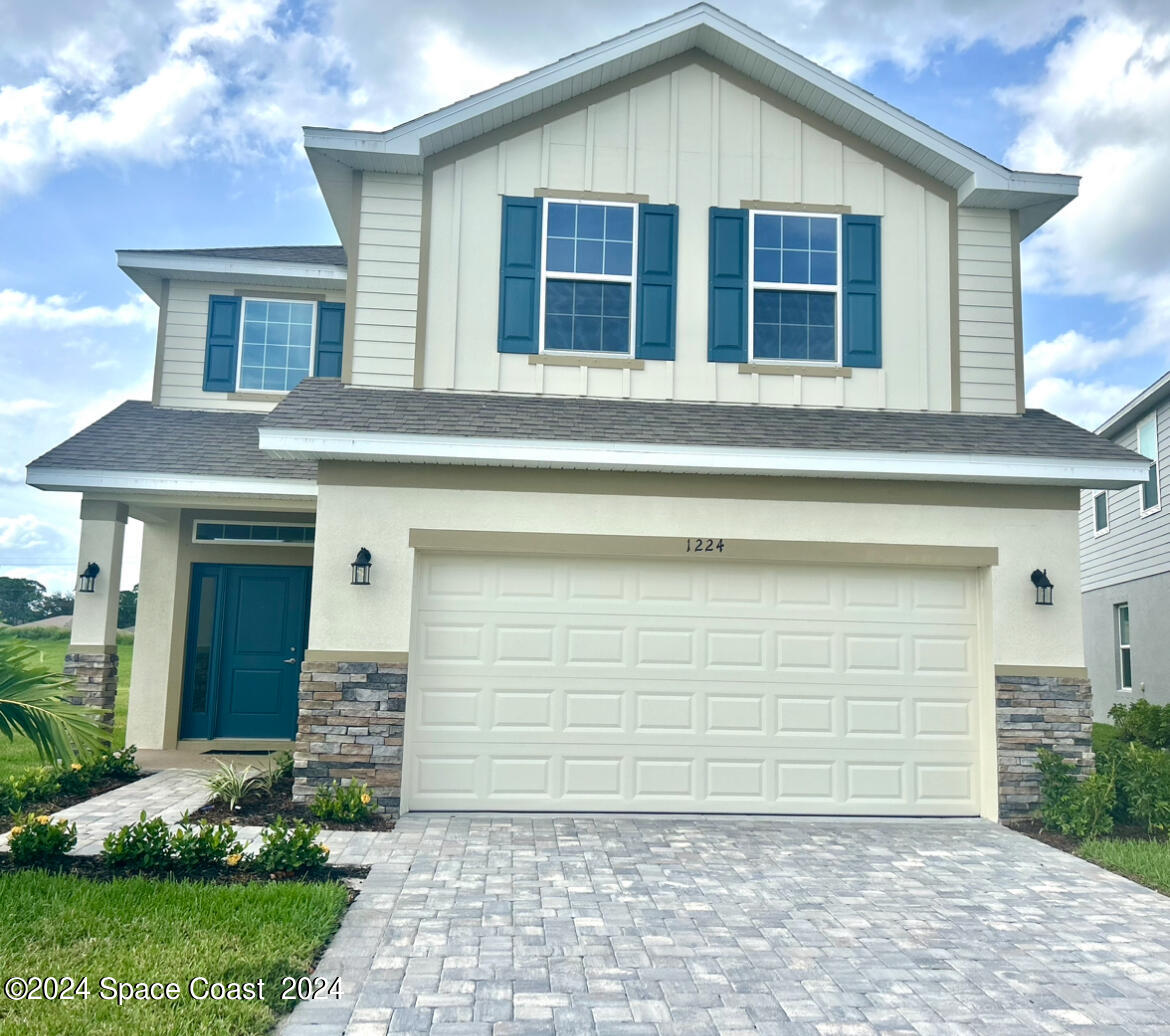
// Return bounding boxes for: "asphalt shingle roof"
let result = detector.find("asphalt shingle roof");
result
[125,245,346,266]
[264,378,1143,464]
[28,402,315,482]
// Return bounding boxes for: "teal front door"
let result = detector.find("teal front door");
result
[180,564,310,740]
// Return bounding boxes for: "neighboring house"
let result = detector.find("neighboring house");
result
[26,5,1147,821]
[1080,372,1170,721]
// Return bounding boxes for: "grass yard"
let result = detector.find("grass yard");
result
[0,632,132,781]
[0,871,349,1036]
[1081,839,1170,896]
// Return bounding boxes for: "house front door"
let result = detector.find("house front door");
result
[180,564,310,740]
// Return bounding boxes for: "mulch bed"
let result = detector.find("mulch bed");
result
[1005,817,1157,853]
[0,852,368,889]
[0,774,141,834]
[190,777,395,832]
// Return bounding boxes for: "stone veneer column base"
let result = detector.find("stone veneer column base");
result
[996,672,1093,819]
[64,652,118,729]
[292,660,406,815]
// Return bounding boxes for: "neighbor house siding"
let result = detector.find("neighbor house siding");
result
[1079,397,1170,592]
[419,59,957,411]
[156,280,347,412]
[956,208,1020,415]
[349,172,423,388]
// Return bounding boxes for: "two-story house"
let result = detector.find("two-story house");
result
[26,5,1147,821]
[1080,371,1170,720]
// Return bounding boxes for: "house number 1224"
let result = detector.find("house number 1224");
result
[685,538,726,553]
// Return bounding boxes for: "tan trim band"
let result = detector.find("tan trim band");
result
[739,363,852,378]
[304,649,409,664]
[343,169,362,384]
[1009,210,1026,415]
[741,200,851,214]
[409,529,998,568]
[535,188,650,203]
[232,288,327,302]
[150,277,170,407]
[223,392,286,404]
[529,354,646,370]
[949,200,961,413]
[994,665,1089,679]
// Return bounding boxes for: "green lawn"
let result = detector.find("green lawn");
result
[0,871,349,1036]
[1081,839,1170,896]
[0,632,132,781]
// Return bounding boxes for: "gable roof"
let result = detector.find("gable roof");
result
[1096,371,1170,439]
[259,379,1147,489]
[306,4,1076,242]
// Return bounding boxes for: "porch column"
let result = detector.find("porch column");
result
[65,499,128,729]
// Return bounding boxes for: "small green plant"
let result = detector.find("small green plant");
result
[7,813,77,866]
[169,821,245,874]
[258,750,294,795]
[1034,747,1115,839]
[310,780,375,824]
[1116,742,1170,835]
[206,760,261,812]
[1109,699,1170,750]
[100,811,174,871]
[250,817,330,875]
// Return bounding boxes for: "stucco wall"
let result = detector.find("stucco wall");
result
[1083,572,1170,722]
[308,463,1083,671]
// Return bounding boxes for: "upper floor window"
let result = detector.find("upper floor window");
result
[1093,491,1109,534]
[541,200,637,354]
[750,211,840,364]
[239,299,317,392]
[1137,413,1160,514]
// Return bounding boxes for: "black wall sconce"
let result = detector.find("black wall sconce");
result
[77,562,100,593]
[350,548,372,586]
[1030,568,1054,606]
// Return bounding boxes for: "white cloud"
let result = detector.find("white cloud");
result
[69,373,153,435]
[1023,329,1130,382]
[1025,376,1143,429]
[0,290,155,330]
[0,513,72,557]
[2,399,55,417]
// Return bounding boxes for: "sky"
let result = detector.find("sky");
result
[2,0,1169,594]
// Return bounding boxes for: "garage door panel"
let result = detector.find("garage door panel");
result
[406,556,983,816]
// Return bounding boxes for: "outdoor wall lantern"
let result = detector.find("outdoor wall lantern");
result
[350,548,372,586]
[77,562,100,593]
[1030,568,1054,606]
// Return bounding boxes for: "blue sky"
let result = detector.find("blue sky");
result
[2,0,1168,593]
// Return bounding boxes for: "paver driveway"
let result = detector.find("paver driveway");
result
[283,815,1170,1035]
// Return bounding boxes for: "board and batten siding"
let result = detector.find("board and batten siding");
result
[349,173,423,388]
[415,60,958,411]
[1080,398,1170,592]
[156,280,347,412]
[956,209,1021,414]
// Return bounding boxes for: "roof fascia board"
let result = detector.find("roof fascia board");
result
[1096,371,1170,438]
[117,251,347,283]
[26,466,317,498]
[259,427,1148,489]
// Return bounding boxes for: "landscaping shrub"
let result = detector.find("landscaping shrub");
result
[170,821,245,874]
[1034,747,1116,839]
[0,746,138,818]
[100,812,174,871]
[1115,741,1170,836]
[7,813,76,866]
[1109,699,1170,750]
[206,760,262,812]
[310,780,375,824]
[250,817,330,875]
[258,750,294,796]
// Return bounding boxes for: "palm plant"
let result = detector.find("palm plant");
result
[0,638,104,761]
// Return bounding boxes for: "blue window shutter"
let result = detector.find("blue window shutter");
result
[635,204,678,360]
[842,215,882,368]
[315,301,345,377]
[203,295,241,392]
[498,196,542,354]
[708,207,748,363]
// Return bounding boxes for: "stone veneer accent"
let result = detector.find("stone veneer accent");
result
[292,660,406,814]
[996,672,1093,818]
[64,651,118,729]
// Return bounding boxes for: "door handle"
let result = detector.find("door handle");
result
[283,657,298,664]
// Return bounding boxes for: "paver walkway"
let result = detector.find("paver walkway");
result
[283,813,1170,1036]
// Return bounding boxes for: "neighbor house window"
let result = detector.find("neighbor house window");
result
[1093,491,1109,534]
[1138,413,1160,513]
[1116,603,1132,691]
[541,200,636,354]
[238,299,317,392]
[750,211,840,363]
[193,521,315,545]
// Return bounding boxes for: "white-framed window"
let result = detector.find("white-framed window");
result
[1115,602,1132,691]
[1093,491,1109,535]
[748,210,841,364]
[1137,413,1160,514]
[539,199,637,354]
[237,297,317,392]
[192,521,315,546]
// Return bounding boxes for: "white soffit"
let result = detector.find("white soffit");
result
[116,251,348,304]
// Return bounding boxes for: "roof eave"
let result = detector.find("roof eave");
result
[25,464,317,499]
[1096,371,1170,438]
[116,250,347,303]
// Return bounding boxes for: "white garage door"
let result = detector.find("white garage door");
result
[404,554,983,815]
